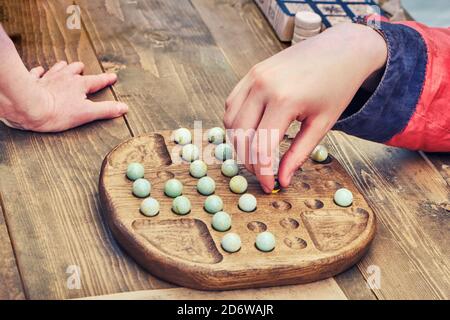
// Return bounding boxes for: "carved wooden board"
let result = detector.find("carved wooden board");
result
[99,131,376,290]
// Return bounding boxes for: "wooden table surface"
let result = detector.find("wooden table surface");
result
[0,0,448,300]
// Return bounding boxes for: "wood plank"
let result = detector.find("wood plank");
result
[325,134,450,300]
[0,197,25,300]
[333,266,376,300]
[0,0,171,299]
[191,0,450,299]
[422,152,450,187]
[77,0,238,134]
[192,0,288,76]
[82,278,347,300]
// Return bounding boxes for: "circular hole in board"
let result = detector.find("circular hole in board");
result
[157,171,175,180]
[298,182,311,190]
[325,180,343,190]
[304,199,324,209]
[247,221,267,233]
[271,200,292,211]
[315,166,333,174]
[291,181,311,191]
[279,218,299,229]
[284,237,307,249]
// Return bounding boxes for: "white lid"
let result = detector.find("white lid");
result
[295,11,322,30]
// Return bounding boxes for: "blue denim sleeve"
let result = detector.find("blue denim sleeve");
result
[332,22,428,143]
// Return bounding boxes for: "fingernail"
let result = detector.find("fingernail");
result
[118,103,128,113]
[262,185,271,194]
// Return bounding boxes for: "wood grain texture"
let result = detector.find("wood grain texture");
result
[191,0,287,77]
[0,0,172,299]
[0,198,25,300]
[191,0,449,299]
[82,278,347,300]
[422,152,450,187]
[99,131,376,290]
[330,266,376,300]
[77,0,238,134]
[325,134,450,300]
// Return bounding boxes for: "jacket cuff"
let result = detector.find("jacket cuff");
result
[333,22,428,143]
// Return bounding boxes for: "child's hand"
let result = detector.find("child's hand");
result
[1,60,127,132]
[223,23,387,193]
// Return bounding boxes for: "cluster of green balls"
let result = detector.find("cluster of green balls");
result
[220,230,276,253]
[126,132,354,255]
[171,128,263,253]
[126,162,160,217]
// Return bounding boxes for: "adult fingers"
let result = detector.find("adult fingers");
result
[251,105,294,193]
[29,66,45,78]
[71,100,128,128]
[229,87,266,174]
[278,116,330,188]
[83,73,117,94]
[66,61,85,75]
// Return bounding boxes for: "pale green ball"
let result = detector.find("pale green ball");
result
[221,159,239,177]
[197,176,216,195]
[173,128,192,145]
[212,211,231,232]
[255,231,276,252]
[215,143,233,161]
[132,178,151,198]
[311,145,329,162]
[126,162,145,181]
[208,127,225,145]
[204,195,223,214]
[181,144,200,162]
[229,175,248,194]
[238,193,257,212]
[164,179,183,198]
[221,233,241,253]
[190,160,207,178]
[334,188,353,207]
[140,197,160,217]
[172,196,191,215]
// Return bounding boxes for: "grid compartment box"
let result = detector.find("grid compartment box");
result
[255,0,383,42]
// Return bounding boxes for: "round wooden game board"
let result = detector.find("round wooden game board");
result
[99,131,376,290]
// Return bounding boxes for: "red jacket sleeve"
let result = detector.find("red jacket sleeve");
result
[333,21,450,152]
[386,22,450,151]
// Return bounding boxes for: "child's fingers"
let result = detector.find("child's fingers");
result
[223,76,253,129]
[251,106,293,193]
[47,61,68,75]
[66,61,85,75]
[73,100,128,127]
[229,89,266,173]
[278,116,329,188]
[225,77,248,111]
[83,73,118,94]
[29,66,45,78]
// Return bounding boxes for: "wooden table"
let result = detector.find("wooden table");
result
[0,0,448,300]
